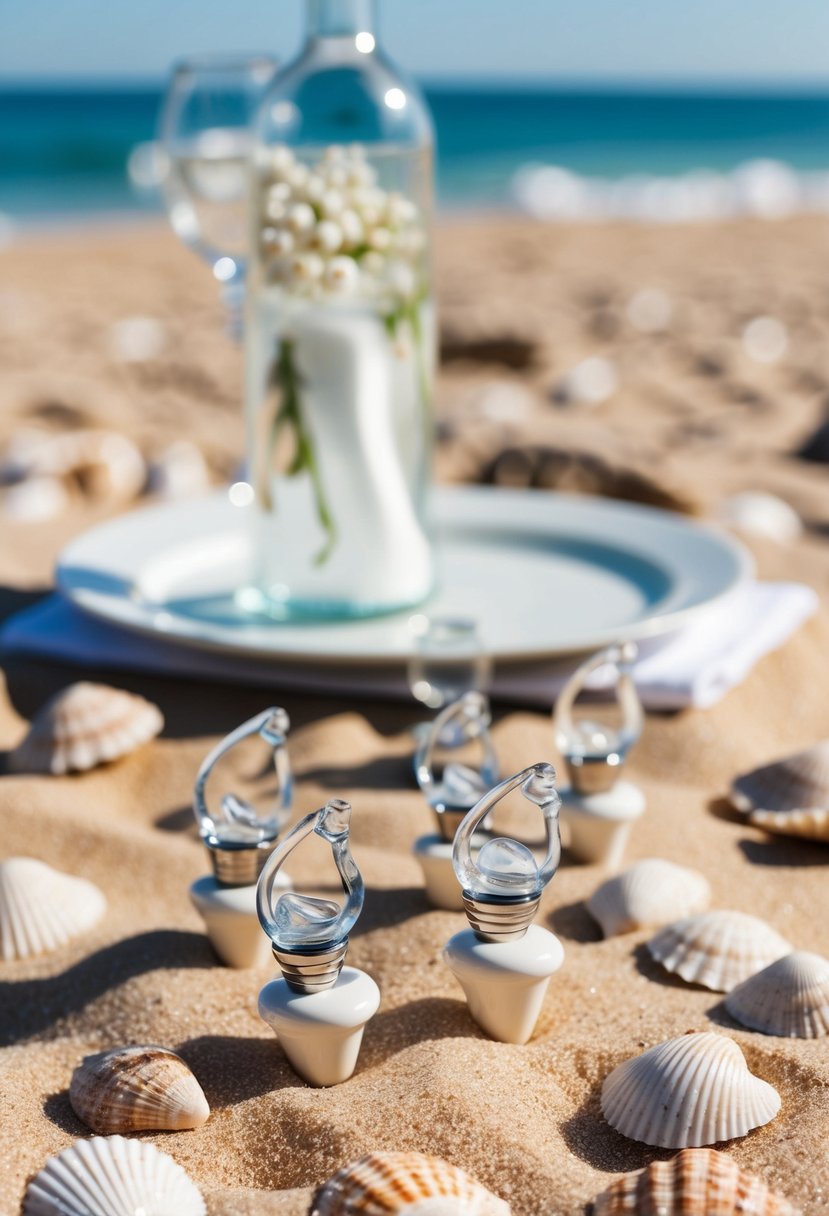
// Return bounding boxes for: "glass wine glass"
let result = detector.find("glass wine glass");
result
[158,53,278,335]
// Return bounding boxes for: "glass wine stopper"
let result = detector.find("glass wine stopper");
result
[256,799,380,1086]
[444,762,565,1044]
[453,762,562,941]
[414,690,500,841]
[554,643,645,868]
[257,798,363,992]
[193,706,292,886]
[408,615,492,712]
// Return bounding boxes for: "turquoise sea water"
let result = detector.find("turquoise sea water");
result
[1,84,829,220]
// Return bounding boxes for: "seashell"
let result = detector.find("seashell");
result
[587,859,711,938]
[148,441,210,500]
[8,681,164,775]
[748,807,829,844]
[0,857,105,961]
[2,476,69,522]
[600,1032,780,1149]
[593,1146,801,1215]
[23,1135,205,1216]
[717,492,802,544]
[647,910,791,992]
[311,1151,511,1215]
[70,1045,210,1133]
[731,741,829,816]
[725,951,829,1038]
[1,428,146,503]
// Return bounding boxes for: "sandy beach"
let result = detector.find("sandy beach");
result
[0,215,828,1214]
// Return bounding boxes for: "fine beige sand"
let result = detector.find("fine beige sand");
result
[0,217,828,1214]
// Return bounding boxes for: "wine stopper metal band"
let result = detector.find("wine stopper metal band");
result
[453,762,561,943]
[257,798,364,993]
[414,691,500,841]
[554,643,643,795]
[193,707,292,887]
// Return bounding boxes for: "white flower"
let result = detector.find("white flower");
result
[290,252,325,283]
[268,146,295,177]
[262,226,295,257]
[303,174,326,203]
[325,164,349,189]
[320,189,345,218]
[309,220,343,253]
[287,163,310,190]
[269,180,292,202]
[339,209,365,247]
[347,161,377,189]
[362,251,385,277]
[286,202,316,234]
[368,226,392,252]
[265,197,287,223]
[386,192,418,227]
[324,256,359,293]
[385,258,416,298]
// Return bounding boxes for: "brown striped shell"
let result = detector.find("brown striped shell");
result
[69,1046,210,1134]
[8,682,164,775]
[592,1147,801,1214]
[725,951,829,1038]
[310,1152,510,1215]
[731,742,829,818]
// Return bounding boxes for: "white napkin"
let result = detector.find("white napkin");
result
[0,582,817,711]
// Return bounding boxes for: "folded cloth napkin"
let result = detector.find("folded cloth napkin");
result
[0,582,817,712]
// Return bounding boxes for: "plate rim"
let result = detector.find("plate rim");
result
[56,485,753,666]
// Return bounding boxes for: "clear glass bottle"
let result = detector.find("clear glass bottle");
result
[244,0,435,620]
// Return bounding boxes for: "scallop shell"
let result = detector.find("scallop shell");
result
[24,1135,205,1216]
[587,859,711,938]
[747,808,829,845]
[647,910,792,992]
[725,951,829,1038]
[0,857,105,961]
[70,1046,210,1133]
[311,1151,511,1215]
[593,1147,801,1215]
[8,682,164,775]
[731,742,829,817]
[717,492,802,544]
[600,1032,780,1148]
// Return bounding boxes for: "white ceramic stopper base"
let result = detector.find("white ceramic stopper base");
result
[560,780,645,871]
[258,965,380,1087]
[443,923,564,1045]
[189,870,291,969]
[412,832,487,910]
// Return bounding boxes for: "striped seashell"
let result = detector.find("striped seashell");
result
[587,859,711,938]
[311,1151,511,1215]
[592,1147,801,1215]
[23,1135,205,1216]
[731,742,829,818]
[600,1032,780,1149]
[8,681,164,775]
[0,857,105,961]
[747,808,829,845]
[647,910,791,992]
[70,1046,210,1134]
[725,951,829,1039]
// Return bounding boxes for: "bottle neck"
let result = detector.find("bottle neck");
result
[306,0,376,38]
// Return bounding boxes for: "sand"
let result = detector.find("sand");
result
[0,215,828,1214]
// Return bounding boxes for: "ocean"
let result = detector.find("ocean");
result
[2,84,829,222]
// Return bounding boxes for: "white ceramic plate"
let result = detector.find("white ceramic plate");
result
[57,486,751,664]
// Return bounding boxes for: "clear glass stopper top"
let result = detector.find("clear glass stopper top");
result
[554,643,643,794]
[453,762,561,901]
[407,615,492,710]
[415,691,499,823]
[257,798,364,952]
[193,707,292,848]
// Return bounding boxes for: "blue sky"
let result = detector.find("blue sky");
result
[3,0,829,85]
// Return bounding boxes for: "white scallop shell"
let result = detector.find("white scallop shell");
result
[8,681,164,774]
[24,1135,205,1216]
[593,1147,801,1215]
[0,857,106,961]
[587,859,711,938]
[731,742,829,817]
[70,1046,210,1134]
[647,910,792,992]
[600,1032,781,1148]
[311,1151,510,1215]
[717,492,802,544]
[747,808,829,845]
[725,951,829,1038]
